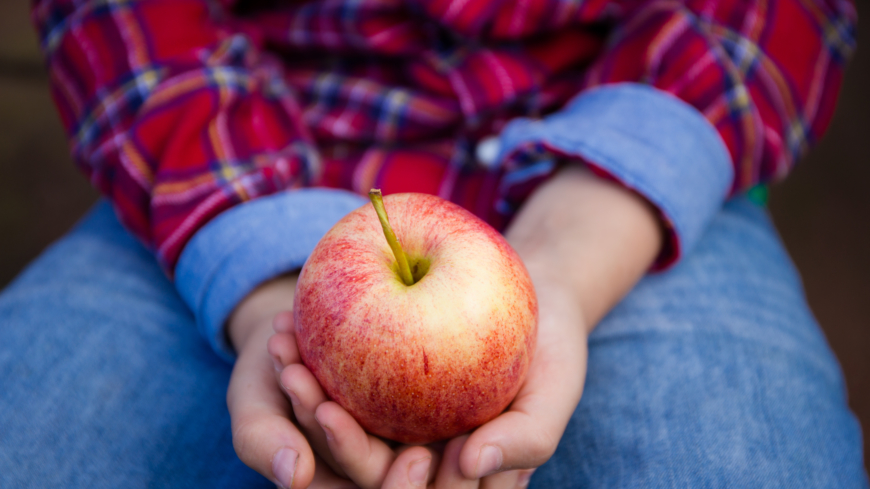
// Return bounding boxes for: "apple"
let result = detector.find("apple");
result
[294,190,537,444]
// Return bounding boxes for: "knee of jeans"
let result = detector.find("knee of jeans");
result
[529,331,865,489]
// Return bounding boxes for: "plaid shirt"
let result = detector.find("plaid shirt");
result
[33,0,857,272]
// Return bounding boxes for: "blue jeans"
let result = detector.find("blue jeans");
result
[0,198,866,488]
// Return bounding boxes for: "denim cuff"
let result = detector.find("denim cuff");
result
[497,83,734,267]
[175,188,367,362]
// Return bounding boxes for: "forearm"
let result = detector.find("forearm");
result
[505,164,662,331]
[229,273,299,353]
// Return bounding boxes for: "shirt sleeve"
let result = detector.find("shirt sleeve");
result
[175,188,367,362]
[494,0,857,268]
[32,0,320,273]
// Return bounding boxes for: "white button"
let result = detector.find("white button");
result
[475,136,501,168]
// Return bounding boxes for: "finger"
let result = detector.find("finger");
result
[280,363,342,474]
[274,310,296,334]
[515,469,536,488]
[268,312,300,370]
[268,332,300,371]
[459,309,587,479]
[459,376,579,480]
[380,445,440,489]
[227,326,316,488]
[434,436,478,489]
[315,401,399,489]
[479,469,520,489]
[309,453,363,489]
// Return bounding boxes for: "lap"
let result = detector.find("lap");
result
[0,202,272,488]
[0,199,865,488]
[532,198,867,488]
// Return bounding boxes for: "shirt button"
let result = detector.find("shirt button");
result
[475,136,501,169]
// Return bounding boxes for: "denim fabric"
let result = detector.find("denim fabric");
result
[531,198,868,488]
[498,83,733,264]
[176,188,368,362]
[0,203,270,488]
[0,198,866,488]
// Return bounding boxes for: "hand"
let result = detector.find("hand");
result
[225,274,358,488]
[268,284,583,488]
[269,165,663,488]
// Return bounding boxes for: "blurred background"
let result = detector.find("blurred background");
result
[1,0,868,470]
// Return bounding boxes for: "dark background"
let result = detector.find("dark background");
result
[1,0,868,470]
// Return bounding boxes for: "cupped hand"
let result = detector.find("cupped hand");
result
[268,277,589,489]
[226,274,359,489]
[266,165,663,488]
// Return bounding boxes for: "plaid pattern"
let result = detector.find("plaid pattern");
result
[33,0,857,272]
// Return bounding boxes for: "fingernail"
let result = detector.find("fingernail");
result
[273,357,283,373]
[518,469,535,487]
[475,444,503,478]
[408,457,431,487]
[314,413,334,441]
[286,389,301,408]
[272,447,298,489]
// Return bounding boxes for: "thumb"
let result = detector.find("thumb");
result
[227,321,317,488]
[458,320,587,479]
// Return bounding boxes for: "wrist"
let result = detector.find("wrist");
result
[228,273,299,353]
[506,164,662,328]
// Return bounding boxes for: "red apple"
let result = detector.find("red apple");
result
[294,191,537,444]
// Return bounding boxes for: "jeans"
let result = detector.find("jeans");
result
[0,198,866,488]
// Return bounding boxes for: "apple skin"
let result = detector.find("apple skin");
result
[294,192,537,444]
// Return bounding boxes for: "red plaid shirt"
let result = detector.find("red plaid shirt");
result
[32,0,856,272]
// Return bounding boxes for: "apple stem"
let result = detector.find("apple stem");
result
[369,189,415,286]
